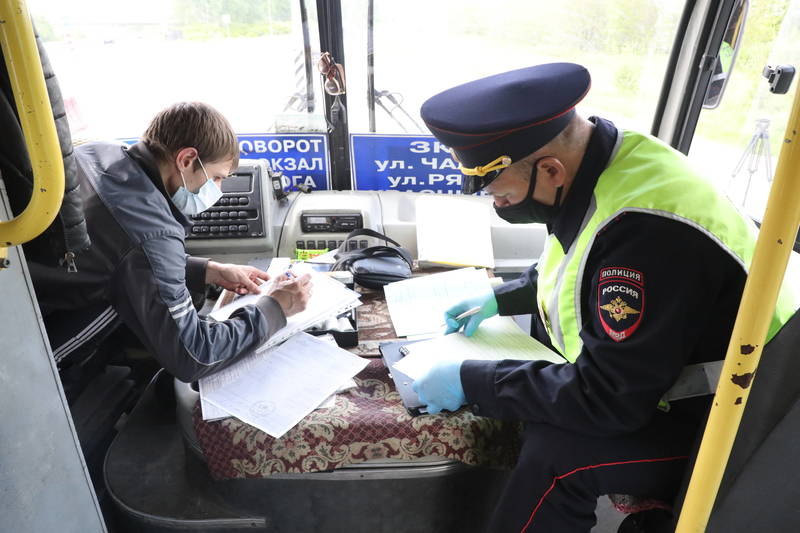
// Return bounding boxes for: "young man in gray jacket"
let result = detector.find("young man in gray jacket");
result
[32,102,311,382]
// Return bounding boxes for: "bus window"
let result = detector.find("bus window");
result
[26,0,326,141]
[341,0,686,136]
[689,0,800,219]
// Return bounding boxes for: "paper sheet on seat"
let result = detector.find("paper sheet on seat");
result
[199,333,368,437]
[200,334,346,421]
[384,267,493,337]
[392,316,564,380]
[200,267,360,421]
[311,377,358,411]
[415,195,495,268]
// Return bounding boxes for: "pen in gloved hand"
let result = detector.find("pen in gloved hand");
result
[441,306,482,327]
[398,307,485,357]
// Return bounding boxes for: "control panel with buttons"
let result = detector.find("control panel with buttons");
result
[295,239,374,252]
[186,165,265,240]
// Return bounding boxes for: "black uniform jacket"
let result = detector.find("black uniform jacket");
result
[30,142,285,382]
[461,118,747,436]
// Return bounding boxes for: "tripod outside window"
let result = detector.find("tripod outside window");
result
[728,118,772,207]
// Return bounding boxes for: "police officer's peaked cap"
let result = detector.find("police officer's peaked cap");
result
[421,63,590,176]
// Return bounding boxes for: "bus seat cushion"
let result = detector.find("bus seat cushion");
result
[193,360,521,479]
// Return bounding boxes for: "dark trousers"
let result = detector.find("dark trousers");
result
[487,411,701,533]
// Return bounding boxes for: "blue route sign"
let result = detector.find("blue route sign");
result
[120,133,330,191]
[350,134,463,193]
[238,134,329,191]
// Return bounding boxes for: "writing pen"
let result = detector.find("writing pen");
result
[441,306,483,327]
[398,307,486,357]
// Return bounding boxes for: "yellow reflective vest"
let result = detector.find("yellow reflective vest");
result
[536,130,799,362]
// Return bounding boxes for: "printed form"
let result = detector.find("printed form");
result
[392,316,564,380]
[384,267,493,337]
[201,264,361,420]
[199,332,367,438]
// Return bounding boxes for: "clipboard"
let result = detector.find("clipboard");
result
[378,340,428,416]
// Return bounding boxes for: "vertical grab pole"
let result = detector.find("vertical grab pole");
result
[676,84,800,531]
[367,0,376,132]
[0,0,64,248]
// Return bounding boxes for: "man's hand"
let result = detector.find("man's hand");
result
[205,261,270,295]
[266,273,313,317]
[444,291,498,337]
[412,360,466,414]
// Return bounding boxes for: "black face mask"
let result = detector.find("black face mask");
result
[493,158,563,225]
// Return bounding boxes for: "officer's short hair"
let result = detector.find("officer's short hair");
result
[142,102,239,170]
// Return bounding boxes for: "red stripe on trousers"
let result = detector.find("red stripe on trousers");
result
[518,455,689,533]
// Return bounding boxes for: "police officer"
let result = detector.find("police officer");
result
[413,63,799,532]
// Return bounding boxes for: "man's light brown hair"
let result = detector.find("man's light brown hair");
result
[142,102,239,171]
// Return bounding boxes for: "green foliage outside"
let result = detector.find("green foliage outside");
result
[694,0,796,156]
[171,0,291,38]
[33,16,59,42]
[29,0,798,155]
[451,0,671,57]
[451,0,795,153]
[423,0,679,125]
[171,0,291,24]
[181,21,290,41]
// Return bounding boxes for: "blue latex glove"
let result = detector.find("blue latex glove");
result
[412,360,466,414]
[444,292,498,337]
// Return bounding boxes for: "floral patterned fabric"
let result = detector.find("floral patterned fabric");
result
[193,360,521,479]
[194,272,522,480]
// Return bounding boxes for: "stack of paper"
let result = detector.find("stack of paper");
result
[392,316,563,380]
[210,264,362,354]
[199,333,368,438]
[415,195,495,268]
[199,262,364,432]
[384,267,493,337]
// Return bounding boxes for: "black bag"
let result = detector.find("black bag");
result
[332,229,412,289]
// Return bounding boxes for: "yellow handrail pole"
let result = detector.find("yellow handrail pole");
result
[676,87,800,531]
[0,0,64,249]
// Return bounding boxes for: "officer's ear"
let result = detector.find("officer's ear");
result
[536,157,567,189]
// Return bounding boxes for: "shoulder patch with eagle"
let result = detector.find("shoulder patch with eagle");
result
[597,267,644,342]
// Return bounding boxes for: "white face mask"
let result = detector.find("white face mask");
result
[170,157,223,215]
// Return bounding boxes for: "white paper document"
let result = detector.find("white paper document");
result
[392,316,564,380]
[199,333,368,438]
[201,396,231,421]
[209,266,362,354]
[384,267,493,337]
[265,257,292,278]
[416,195,495,268]
[200,267,361,421]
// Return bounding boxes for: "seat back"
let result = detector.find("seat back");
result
[683,309,800,531]
[0,25,90,267]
